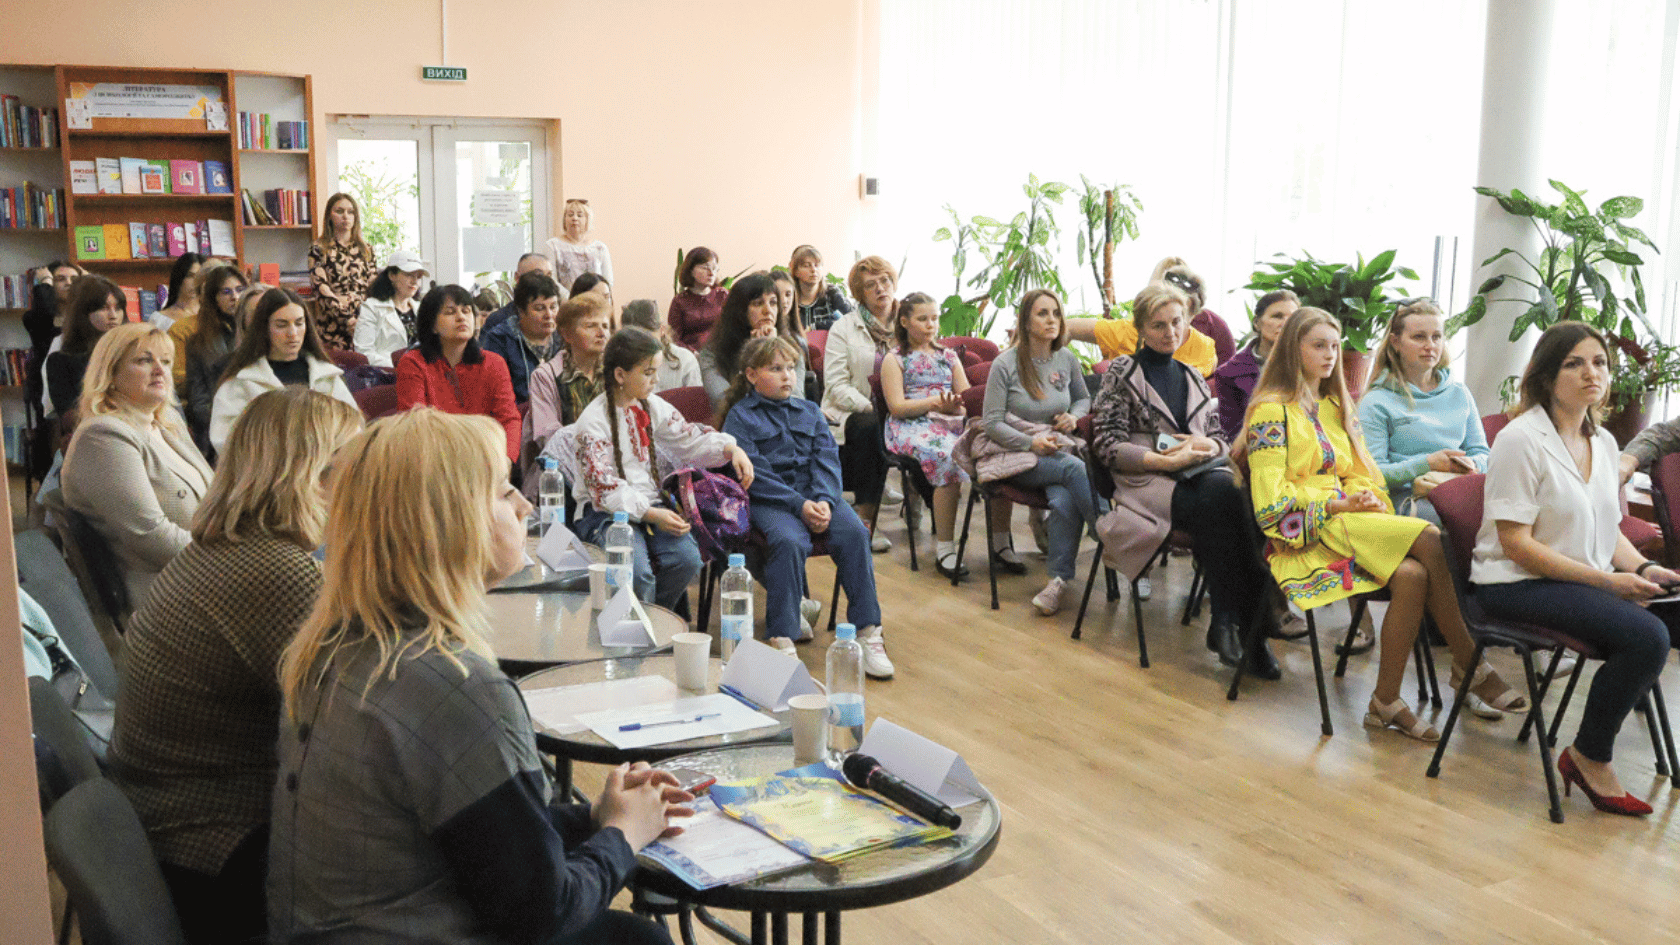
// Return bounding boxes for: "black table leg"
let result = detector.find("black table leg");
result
[825,911,841,945]
[752,911,768,945]
[772,912,788,945]
[694,906,751,945]
[802,912,818,945]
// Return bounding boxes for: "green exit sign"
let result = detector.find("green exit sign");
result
[422,66,467,82]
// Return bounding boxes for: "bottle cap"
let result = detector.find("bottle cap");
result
[612,510,628,523]
[728,553,745,568]
[542,456,557,471]
[835,623,856,641]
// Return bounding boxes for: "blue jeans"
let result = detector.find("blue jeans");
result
[1004,451,1101,581]
[1475,579,1672,763]
[575,508,703,614]
[753,500,881,639]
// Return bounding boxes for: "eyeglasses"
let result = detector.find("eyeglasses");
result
[1163,271,1199,292]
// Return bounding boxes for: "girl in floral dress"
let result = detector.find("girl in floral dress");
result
[882,292,971,578]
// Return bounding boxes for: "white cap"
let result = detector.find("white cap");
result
[386,250,430,274]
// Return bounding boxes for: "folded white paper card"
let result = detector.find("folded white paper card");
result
[859,717,985,808]
[597,585,653,646]
[718,638,822,712]
[536,521,593,571]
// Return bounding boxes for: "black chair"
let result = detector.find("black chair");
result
[868,373,937,572]
[44,779,188,945]
[56,509,130,639]
[1334,590,1442,709]
[1425,474,1679,823]
[16,529,120,699]
[696,527,843,639]
[29,676,102,813]
[951,385,1067,609]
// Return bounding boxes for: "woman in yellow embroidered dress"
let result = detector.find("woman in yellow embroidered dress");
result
[1242,308,1526,741]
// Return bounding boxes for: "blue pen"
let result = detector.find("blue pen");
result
[717,684,764,711]
[619,713,721,732]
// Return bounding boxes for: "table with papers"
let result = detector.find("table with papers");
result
[481,590,684,668]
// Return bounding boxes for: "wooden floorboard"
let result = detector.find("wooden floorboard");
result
[571,506,1680,944]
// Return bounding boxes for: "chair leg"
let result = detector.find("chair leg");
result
[903,471,919,573]
[1105,567,1120,602]
[1334,598,1368,678]
[1650,683,1680,788]
[1130,574,1150,669]
[1071,544,1104,642]
[827,569,841,636]
[696,561,717,635]
[1521,647,1566,824]
[1411,635,1429,708]
[954,488,977,589]
[984,496,999,611]
[1534,658,1586,747]
[1428,639,1487,779]
[1227,600,1280,702]
[1306,614,1332,737]
[1642,692,1668,777]
[1421,634,1442,708]
[1180,563,1205,626]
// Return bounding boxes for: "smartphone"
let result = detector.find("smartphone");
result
[1450,454,1476,472]
[1155,432,1178,453]
[660,766,717,796]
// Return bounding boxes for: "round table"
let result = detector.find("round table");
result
[517,655,789,765]
[492,536,603,593]
[482,591,686,667]
[633,743,1002,945]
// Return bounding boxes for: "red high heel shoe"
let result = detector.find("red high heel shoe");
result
[1558,750,1653,816]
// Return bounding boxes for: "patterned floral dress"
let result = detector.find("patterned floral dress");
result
[308,240,377,350]
[883,347,968,487]
[1245,396,1427,609]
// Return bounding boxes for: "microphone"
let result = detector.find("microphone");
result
[841,753,962,830]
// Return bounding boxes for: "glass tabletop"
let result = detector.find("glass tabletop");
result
[518,655,789,764]
[492,535,604,593]
[482,591,684,665]
[634,744,1002,914]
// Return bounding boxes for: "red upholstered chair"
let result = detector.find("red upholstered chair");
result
[1481,412,1512,444]
[352,384,400,421]
[805,339,824,380]
[944,335,1000,364]
[328,348,369,371]
[964,360,992,389]
[805,329,828,355]
[656,385,715,428]
[1650,452,1680,567]
[1424,474,1677,822]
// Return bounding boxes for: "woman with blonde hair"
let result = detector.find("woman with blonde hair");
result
[309,192,378,350]
[1150,257,1235,365]
[788,244,852,331]
[110,387,361,945]
[269,408,690,944]
[546,197,614,292]
[59,323,213,609]
[1241,307,1524,741]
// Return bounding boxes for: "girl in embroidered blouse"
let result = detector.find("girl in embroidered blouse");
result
[563,328,752,613]
[1241,307,1525,741]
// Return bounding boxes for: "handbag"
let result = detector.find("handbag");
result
[1412,470,1461,499]
[661,467,751,563]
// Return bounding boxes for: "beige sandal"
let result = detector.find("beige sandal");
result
[1451,661,1529,714]
[1365,696,1440,742]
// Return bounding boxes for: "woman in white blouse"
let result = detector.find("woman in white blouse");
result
[1472,322,1679,817]
[546,198,613,293]
[60,323,213,610]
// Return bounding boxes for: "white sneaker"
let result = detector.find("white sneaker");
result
[1536,653,1578,679]
[1136,576,1153,601]
[1033,577,1067,616]
[801,597,822,624]
[795,616,815,642]
[771,637,798,655]
[883,483,904,504]
[871,533,892,553]
[860,626,894,678]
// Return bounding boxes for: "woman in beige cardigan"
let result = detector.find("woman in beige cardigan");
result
[61,322,213,610]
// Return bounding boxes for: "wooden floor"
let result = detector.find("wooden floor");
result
[572,505,1680,945]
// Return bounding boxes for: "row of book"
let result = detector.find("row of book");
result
[70,158,232,197]
[239,113,309,151]
[0,96,57,149]
[3,423,29,464]
[0,183,64,229]
[241,188,311,227]
[0,349,31,386]
[0,267,45,308]
[76,219,235,262]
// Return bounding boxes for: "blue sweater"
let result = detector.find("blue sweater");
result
[722,390,845,513]
[1357,377,1489,506]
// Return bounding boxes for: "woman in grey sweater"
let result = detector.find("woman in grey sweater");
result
[981,289,1099,615]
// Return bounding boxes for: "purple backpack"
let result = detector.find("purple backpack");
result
[662,467,750,563]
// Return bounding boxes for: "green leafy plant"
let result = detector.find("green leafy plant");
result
[933,174,1073,338]
[340,159,418,263]
[1243,250,1417,353]
[1074,177,1143,314]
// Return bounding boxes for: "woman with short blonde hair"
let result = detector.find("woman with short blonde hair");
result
[271,408,689,944]
[109,387,361,945]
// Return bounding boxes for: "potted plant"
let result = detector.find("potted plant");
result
[1243,250,1418,396]
[932,174,1073,339]
[1449,179,1661,444]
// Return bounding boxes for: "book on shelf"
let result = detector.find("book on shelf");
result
[242,188,311,226]
[119,157,146,195]
[1,269,45,308]
[147,223,166,258]
[75,225,104,261]
[139,160,168,195]
[166,222,186,256]
[258,263,279,286]
[95,158,122,195]
[128,222,150,259]
[0,96,58,149]
[140,289,158,320]
[69,161,96,195]
[102,223,131,261]
[182,221,199,256]
[0,182,65,229]
[206,218,235,256]
[203,160,231,194]
[120,285,141,318]
[169,160,202,195]
[238,112,309,151]
[155,282,169,310]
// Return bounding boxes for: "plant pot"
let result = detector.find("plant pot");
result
[1604,391,1655,449]
[1341,348,1371,400]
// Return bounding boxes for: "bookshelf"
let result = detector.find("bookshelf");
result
[0,64,61,469]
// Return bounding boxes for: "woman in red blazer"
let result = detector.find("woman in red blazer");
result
[396,284,521,461]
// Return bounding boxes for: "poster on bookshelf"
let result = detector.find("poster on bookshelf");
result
[67,82,222,120]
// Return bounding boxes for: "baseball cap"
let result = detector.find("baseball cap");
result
[386,250,430,274]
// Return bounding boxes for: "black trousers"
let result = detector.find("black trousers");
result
[838,412,887,506]
[160,825,268,945]
[1171,469,1271,625]
[555,909,674,944]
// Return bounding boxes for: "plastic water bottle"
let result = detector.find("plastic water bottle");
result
[537,458,566,530]
[604,511,634,594]
[826,623,866,765]
[719,554,754,660]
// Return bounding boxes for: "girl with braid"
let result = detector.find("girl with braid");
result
[563,327,752,613]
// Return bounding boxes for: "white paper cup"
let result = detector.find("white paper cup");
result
[788,694,830,766]
[672,633,712,691]
[588,563,609,609]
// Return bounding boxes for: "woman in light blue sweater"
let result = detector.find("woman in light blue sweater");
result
[1357,299,1489,527]
[981,289,1098,616]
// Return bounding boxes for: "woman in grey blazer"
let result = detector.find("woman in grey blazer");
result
[61,322,212,611]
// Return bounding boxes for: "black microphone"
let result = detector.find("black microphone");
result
[841,753,962,830]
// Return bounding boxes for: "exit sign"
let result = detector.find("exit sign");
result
[422,66,467,82]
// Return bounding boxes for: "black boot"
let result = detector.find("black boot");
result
[1206,616,1243,668]
[1245,637,1282,681]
